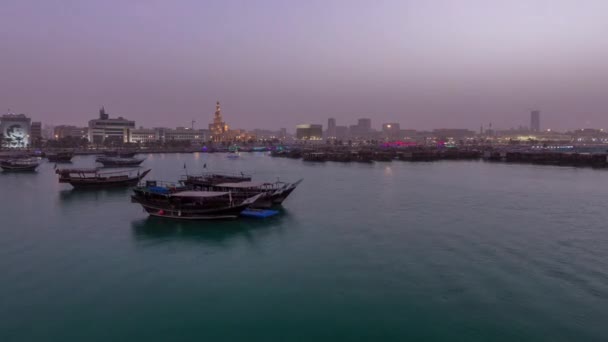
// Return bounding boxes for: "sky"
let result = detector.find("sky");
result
[1,0,608,131]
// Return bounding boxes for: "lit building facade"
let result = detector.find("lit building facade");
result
[0,113,31,148]
[54,125,88,139]
[88,107,135,144]
[382,123,401,139]
[129,127,208,144]
[129,128,160,144]
[295,124,323,141]
[164,127,208,144]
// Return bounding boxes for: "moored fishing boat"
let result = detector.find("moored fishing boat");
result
[56,168,151,188]
[0,158,40,172]
[302,152,327,162]
[96,156,145,167]
[131,181,262,220]
[47,151,74,163]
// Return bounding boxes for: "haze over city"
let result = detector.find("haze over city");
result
[2,0,608,131]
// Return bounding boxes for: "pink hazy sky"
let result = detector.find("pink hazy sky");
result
[1,0,608,131]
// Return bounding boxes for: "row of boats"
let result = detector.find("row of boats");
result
[272,149,483,162]
[0,155,145,172]
[3,150,303,220]
[56,166,302,221]
[47,150,138,163]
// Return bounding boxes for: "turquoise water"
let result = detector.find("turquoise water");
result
[1,153,608,341]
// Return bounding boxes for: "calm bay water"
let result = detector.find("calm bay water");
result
[1,153,608,341]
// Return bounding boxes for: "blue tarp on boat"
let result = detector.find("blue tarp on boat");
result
[147,186,170,194]
[241,209,279,218]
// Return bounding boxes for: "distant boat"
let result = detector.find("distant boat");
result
[47,151,74,163]
[56,168,151,188]
[227,151,240,159]
[0,158,40,172]
[131,181,262,220]
[96,156,145,167]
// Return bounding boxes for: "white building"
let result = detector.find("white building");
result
[88,107,135,144]
[128,127,208,144]
[164,127,208,144]
[129,128,159,144]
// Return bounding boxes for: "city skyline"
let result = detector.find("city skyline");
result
[2,1,608,131]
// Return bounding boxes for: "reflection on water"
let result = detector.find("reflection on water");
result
[58,187,132,203]
[131,210,289,246]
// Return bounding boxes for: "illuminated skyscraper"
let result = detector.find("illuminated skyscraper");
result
[208,101,229,142]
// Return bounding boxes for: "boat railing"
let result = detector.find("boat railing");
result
[137,180,182,188]
[180,171,252,180]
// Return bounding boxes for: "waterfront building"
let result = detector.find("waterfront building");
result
[42,124,55,140]
[327,118,337,139]
[129,128,160,144]
[335,126,349,139]
[531,110,541,132]
[358,118,371,131]
[382,123,401,139]
[208,101,229,142]
[164,127,208,144]
[30,122,42,140]
[252,129,284,141]
[129,127,208,144]
[571,128,608,143]
[54,125,88,140]
[432,129,476,140]
[88,107,135,144]
[349,118,373,139]
[0,113,31,148]
[295,124,323,141]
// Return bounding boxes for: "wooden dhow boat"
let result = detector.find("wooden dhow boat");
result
[57,168,151,188]
[0,158,41,172]
[47,151,74,163]
[131,181,262,220]
[96,156,145,167]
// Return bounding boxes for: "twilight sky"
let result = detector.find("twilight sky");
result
[2,0,608,131]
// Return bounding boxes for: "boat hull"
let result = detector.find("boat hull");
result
[99,161,144,167]
[63,170,151,188]
[0,164,39,172]
[134,200,247,220]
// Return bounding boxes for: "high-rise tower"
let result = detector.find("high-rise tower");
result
[530,110,540,132]
[327,118,336,139]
